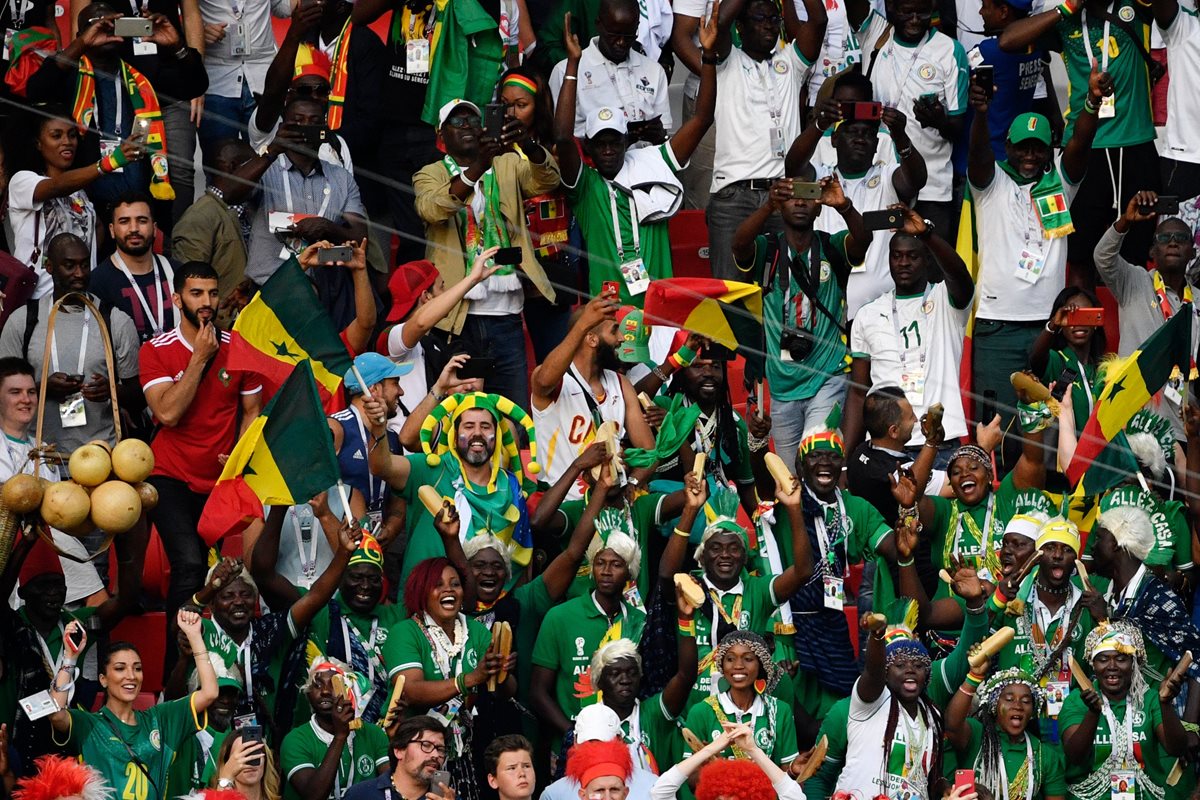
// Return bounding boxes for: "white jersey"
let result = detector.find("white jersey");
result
[533,365,627,500]
[1159,7,1200,165]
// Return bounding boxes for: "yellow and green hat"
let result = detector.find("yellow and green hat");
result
[418,392,539,490]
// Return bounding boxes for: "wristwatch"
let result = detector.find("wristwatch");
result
[917,219,935,239]
[217,779,237,790]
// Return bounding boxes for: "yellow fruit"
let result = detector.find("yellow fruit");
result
[85,439,113,454]
[111,439,154,483]
[89,481,142,534]
[68,444,112,487]
[134,481,158,511]
[41,481,91,530]
[2,474,44,514]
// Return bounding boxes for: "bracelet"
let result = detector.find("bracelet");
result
[652,366,671,383]
[430,389,447,403]
[747,433,769,453]
[455,673,468,694]
[563,75,578,81]
[191,592,205,607]
[701,53,720,64]
[897,558,915,568]
[373,433,387,445]
[677,618,696,636]
[1083,96,1100,115]
[897,145,914,158]
[674,527,691,538]
[458,171,478,189]
[192,649,209,659]
[173,46,190,60]
[958,685,976,696]
[965,602,987,616]
[965,671,986,687]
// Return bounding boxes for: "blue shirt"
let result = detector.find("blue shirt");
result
[953,37,1043,171]
[330,405,386,511]
[343,773,397,800]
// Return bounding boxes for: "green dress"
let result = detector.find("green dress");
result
[682,692,800,767]
[1058,687,1166,800]
[960,720,1067,800]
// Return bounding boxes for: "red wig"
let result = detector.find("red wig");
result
[696,759,775,800]
[403,557,463,617]
[13,756,109,800]
[565,738,633,790]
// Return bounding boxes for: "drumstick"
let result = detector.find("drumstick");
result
[1069,654,1094,692]
[968,627,1015,669]
[1075,559,1092,591]
[1159,651,1193,700]
[1011,550,1042,587]
[794,736,828,783]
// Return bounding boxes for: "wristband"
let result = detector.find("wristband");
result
[965,602,986,616]
[563,75,578,81]
[990,589,1009,612]
[191,592,205,607]
[652,366,671,383]
[98,148,129,174]
[1083,96,1100,114]
[677,618,696,636]
[965,671,986,686]
[173,46,190,60]
[747,433,769,453]
[958,685,976,696]
[897,558,915,568]
[666,344,697,371]
[674,527,691,538]
[897,145,914,158]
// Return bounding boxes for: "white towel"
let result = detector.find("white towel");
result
[612,147,684,223]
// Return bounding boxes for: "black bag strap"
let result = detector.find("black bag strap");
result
[863,23,894,80]
[765,233,848,336]
[97,711,164,800]
[563,365,606,429]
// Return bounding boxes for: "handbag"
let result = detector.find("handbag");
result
[0,247,38,331]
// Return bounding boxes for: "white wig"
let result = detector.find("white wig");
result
[463,534,513,579]
[1128,432,1167,480]
[1097,506,1156,561]
[590,638,642,685]
[586,531,641,580]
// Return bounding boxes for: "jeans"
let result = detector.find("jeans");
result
[198,81,257,158]
[147,475,210,615]
[376,121,441,266]
[162,97,198,231]
[680,92,717,212]
[462,313,530,412]
[770,372,849,473]
[706,183,783,280]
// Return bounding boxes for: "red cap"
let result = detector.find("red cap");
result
[19,536,63,583]
[386,260,439,323]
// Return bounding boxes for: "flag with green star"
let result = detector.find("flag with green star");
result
[197,360,341,544]
[228,256,353,407]
[1065,307,1193,486]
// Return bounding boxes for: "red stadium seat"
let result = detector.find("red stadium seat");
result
[107,524,171,601]
[110,612,167,695]
[668,211,712,279]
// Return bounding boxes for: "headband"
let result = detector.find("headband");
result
[1084,620,1145,662]
[799,430,845,457]
[975,667,1045,716]
[716,630,781,692]
[502,75,539,95]
[950,444,990,471]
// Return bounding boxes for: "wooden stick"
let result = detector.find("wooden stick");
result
[794,736,828,783]
[693,452,707,480]
[1069,654,1094,692]
[1160,650,1193,699]
[1011,550,1042,587]
[968,627,1015,669]
[939,569,953,584]
[1075,559,1092,591]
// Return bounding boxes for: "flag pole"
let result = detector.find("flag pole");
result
[335,479,356,526]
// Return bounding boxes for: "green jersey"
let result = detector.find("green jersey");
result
[737,230,857,401]
[0,605,98,729]
[961,721,1067,800]
[689,572,782,701]
[1053,0,1155,148]
[621,693,684,774]
[167,726,229,797]
[560,493,666,603]
[531,593,646,746]
[564,144,682,306]
[994,578,1093,692]
[468,577,553,706]
[683,693,800,767]
[61,697,200,800]
[804,697,851,800]
[1044,349,1100,437]
[1085,488,1192,571]
[280,718,390,800]
[1058,687,1166,799]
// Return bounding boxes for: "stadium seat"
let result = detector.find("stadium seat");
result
[110,612,167,695]
[668,211,712,279]
[107,524,171,602]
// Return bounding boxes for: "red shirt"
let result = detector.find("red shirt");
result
[139,328,262,493]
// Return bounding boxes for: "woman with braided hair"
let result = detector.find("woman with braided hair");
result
[1059,620,1186,800]
[943,656,1066,800]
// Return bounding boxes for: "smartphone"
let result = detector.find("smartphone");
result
[792,181,822,200]
[839,101,882,122]
[131,116,151,143]
[484,102,506,142]
[241,724,263,766]
[862,209,904,231]
[458,356,495,380]
[1064,307,1104,327]
[296,124,327,149]
[980,389,997,427]
[317,245,353,264]
[1051,366,1079,402]
[431,770,452,795]
[66,624,85,653]
[973,65,995,99]
[492,246,522,266]
[1155,195,1180,215]
[602,280,620,297]
[954,770,976,794]
[113,16,152,36]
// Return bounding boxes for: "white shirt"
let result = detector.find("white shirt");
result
[711,43,812,191]
[814,126,897,166]
[851,282,973,443]
[532,365,627,501]
[1158,6,1200,164]
[859,11,968,201]
[972,155,1080,321]
[840,681,935,800]
[198,0,293,98]
[4,171,96,299]
[384,322,429,435]
[550,40,673,138]
[805,0,864,100]
[813,161,902,318]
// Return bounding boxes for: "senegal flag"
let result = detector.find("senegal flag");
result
[197,361,341,544]
[228,257,352,407]
[643,278,763,352]
[1065,307,1193,486]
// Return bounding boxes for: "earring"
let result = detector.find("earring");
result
[754,678,767,695]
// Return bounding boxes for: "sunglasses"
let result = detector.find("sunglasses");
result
[293,84,331,98]
[1155,232,1191,245]
[893,11,933,20]
[598,25,639,44]
[445,114,481,129]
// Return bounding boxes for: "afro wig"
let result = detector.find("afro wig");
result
[696,758,775,800]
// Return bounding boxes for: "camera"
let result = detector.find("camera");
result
[780,326,815,362]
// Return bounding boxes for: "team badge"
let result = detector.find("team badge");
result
[820,262,832,281]
[922,300,935,314]
[774,59,788,74]
[867,175,881,188]
[1119,6,1134,20]
[598,108,613,120]
[150,729,162,751]
[919,64,934,80]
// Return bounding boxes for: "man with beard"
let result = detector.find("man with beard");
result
[967,72,1103,471]
[139,261,262,649]
[90,191,179,343]
[531,295,656,502]
[342,717,448,800]
[368,391,539,599]
[1095,191,1200,443]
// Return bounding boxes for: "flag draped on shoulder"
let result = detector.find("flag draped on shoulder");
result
[643,278,763,352]
[228,257,353,406]
[1065,308,1193,486]
[197,361,342,544]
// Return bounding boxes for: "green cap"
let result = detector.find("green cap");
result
[617,306,651,363]
[1008,113,1052,146]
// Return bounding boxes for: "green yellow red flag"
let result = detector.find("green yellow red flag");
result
[642,278,763,351]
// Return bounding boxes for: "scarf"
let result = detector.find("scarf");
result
[73,57,174,201]
[997,160,1071,239]
[451,467,532,571]
[327,18,352,130]
[324,598,387,722]
[1151,271,1197,378]
[946,494,1003,583]
[441,155,519,290]
[1114,574,1200,683]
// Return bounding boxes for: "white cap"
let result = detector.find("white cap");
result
[585,106,628,139]
[1003,512,1047,542]
[438,99,482,128]
[573,703,621,742]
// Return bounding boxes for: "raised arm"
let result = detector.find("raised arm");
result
[732,181,789,266]
[288,518,357,629]
[553,15,585,186]
[669,3,719,165]
[397,354,481,452]
[885,108,927,202]
[1010,422,1047,491]
[178,609,219,712]
[841,357,872,458]
[999,7,1063,52]
[397,250,501,350]
[252,1,323,135]
[966,82,995,190]
[289,700,355,800]
[540,450,614,599]
[530,295,618,409]
[661,575,701,718]
[769,471,813,600]
[1060,64,1108,184]
[659,472,707,581]
[900,206,973,307]
[819,176,869,266]
[943,654,986,753]
[786,0,826,66]
[1151,0,1179,28]
[857,611,888,702]
[249,507,304,609]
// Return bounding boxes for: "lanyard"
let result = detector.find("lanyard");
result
[111,253,174,335]
[879,34,932,107]
[592,591,628,635]
[1081,7,1112,73]
[704,584,744,649]
[348,406,381,507]
[1030,588,1074,670]
[996,733,1035,800]
[1077,359,1095,415]
[898,706,929,773]
[34,620,66,679]
[7,0,26,28]
[607,182,640,262]
[214,619,254,702]
[290,506,320,587]
[342,615,380,686]
[1101,696,1137,768]
[620,702,658,772]
[281,162,333,219]
[49,308,92,376]
[807,486,850,574]
[752,55,784,124]
[890,287,932,372]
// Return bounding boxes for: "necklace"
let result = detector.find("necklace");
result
[1035,578,1069,597]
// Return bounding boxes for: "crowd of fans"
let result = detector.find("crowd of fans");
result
[0,0,1198,798]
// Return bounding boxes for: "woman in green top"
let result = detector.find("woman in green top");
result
[682,631,799,771]
[1060,620,1186,800]
[944,659,1066,800]
[212,726,280,800]
[1031,287,1107,437]
[49,610,218,800]
[394,557,515,800]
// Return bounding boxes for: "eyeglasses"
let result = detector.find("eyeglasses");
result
[598,25,639,44]
[411,740,449,756]
[445,115,482,129]
[293,84,331,99]
[892,10,933,20]
[1155,232,1191,244]
[745,12,782,23]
